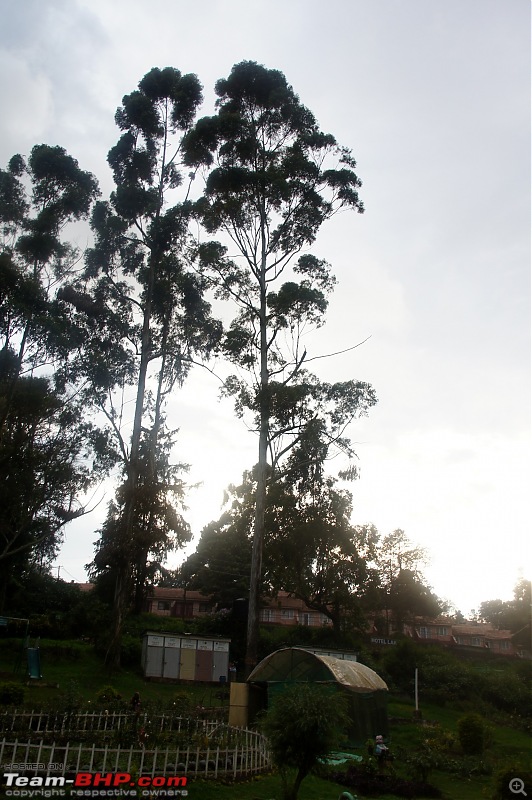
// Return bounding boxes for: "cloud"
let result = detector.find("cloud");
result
[0,51,53,157]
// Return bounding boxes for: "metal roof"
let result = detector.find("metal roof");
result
[248,647,388,693]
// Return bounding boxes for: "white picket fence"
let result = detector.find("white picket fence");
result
[0,729,271,778]
[0,709,224,735]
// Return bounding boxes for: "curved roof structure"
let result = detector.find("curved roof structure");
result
[248,647,388,693]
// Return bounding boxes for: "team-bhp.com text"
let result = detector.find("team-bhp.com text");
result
[2,772,188,796]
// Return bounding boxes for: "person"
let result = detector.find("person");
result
[130,692,141,715]
[374,734,392,766]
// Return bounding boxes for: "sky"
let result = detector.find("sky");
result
[1,0,530,616]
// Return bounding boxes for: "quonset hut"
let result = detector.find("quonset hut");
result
[244,647,389,745]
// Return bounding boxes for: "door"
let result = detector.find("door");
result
[179,638,197,680]
[163,636,181,679]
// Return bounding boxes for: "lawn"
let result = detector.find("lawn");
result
[0,637,228,708]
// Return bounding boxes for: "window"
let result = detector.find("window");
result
[260,609,275,622]
[419,626,429,638]
[500,640,509,650]
[437,626,448,636]
[198,603,210,612]
[301,613,313,626]
[471,637,481,647]
[281,609,294,620]
[157,601,170,611]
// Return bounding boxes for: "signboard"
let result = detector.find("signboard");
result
[164,637,180,648]
[213,641,230,652]
[180,638,197,649]
[197,639,213,651]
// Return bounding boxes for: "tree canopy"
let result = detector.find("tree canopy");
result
[0,146,103,610]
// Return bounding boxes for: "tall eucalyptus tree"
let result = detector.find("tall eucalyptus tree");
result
[183,62,376,669]
[64,68,221,666]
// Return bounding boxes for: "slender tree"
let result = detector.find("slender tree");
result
[183,61,375,669]
[63,68,221,666]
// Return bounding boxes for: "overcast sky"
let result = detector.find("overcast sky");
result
[1,0,530,615]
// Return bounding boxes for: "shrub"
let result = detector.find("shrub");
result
[491,766,532,799]
[330,763,443,798]
[96,685,122,705]
[457,713,488,755]
[169,689,194,715]
[0,682,24,705]
[120,635,142,667]
[261,683,349,800]
[60,679,83,712]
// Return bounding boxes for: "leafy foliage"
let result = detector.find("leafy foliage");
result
[0,683,25,706]
[457,713,490,756]
[0,147,104,609]
[261,682,349,800]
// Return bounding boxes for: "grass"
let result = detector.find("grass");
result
[185,774,356,799]
[0,638,228,708]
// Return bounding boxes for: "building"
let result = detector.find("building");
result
[145,587,332,628]
[405,618,519,656]
[259,592,332,627]
[144,587,216,619]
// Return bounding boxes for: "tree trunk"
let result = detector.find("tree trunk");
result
[107,249,155,668]
[283,767,308,800]
[245,208,269,675]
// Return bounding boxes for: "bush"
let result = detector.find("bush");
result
[96,685,122,705]
[261,683,349,800]
[491,766,532,799]
[330,763,443,798]
[120,635,142,667]
[60,679,83,712]
[457,713,488,755]
[0,682,24,705]
[169,689,195,715]
[480,670,532,718]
